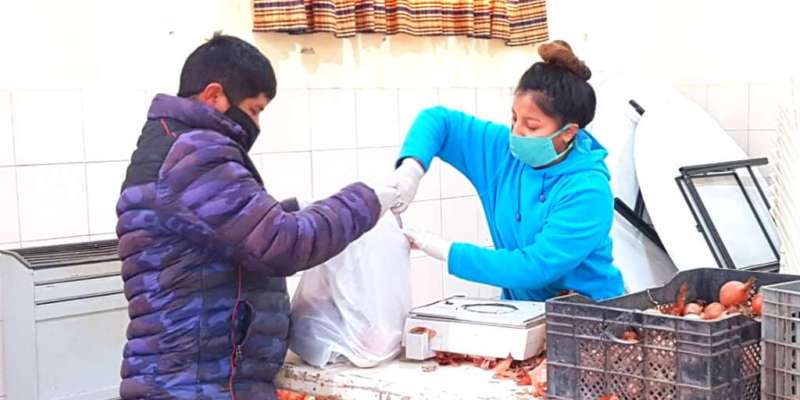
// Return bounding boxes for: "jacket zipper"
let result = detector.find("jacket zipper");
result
[228,266,244,400]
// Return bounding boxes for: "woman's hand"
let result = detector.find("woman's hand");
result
[402,229,452,261]
[391,158,425,214]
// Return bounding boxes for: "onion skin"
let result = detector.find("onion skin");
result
[752,293,763,316]
[702,302,725,320]
[621,328,640,342]
[720,277,756,307]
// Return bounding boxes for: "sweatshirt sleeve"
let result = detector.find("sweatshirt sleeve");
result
[397,106,510,194]
[157,131,381,277]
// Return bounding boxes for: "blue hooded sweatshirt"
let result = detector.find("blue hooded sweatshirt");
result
[399,106,625,301]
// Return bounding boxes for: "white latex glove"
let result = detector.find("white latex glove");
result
[391,158,425,214]
[373,185,401,218]
[403,228,452,261]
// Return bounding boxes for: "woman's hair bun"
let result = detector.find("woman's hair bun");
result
[538,40,592,81]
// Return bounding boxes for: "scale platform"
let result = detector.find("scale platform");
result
[402,296,546,361]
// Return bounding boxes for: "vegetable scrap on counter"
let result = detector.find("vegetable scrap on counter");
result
[424,352,547,397]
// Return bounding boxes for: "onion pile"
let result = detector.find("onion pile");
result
[644,277,762,321]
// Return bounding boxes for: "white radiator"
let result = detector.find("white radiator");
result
[0,240,126,400]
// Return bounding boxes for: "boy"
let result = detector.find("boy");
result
[117,34,398,399]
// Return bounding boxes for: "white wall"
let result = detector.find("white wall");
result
[0,1,797,398]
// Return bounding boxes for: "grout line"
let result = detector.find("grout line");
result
[472,87,478,118]
[20,233,95,246]
[746,83,752,154]
[395,88,402,149]
[9,92,22,247]
[80,89,92,236]
[307,89,316,198]
[12,159,129,168]
[302,88,312,158]
[438,156,446,297]
[746,82,751,132]
[354,88,362,151]
[352,89,362,180]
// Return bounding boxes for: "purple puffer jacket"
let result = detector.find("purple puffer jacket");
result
[116,95,381,399]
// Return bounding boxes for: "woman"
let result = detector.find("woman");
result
[392,40,625,301]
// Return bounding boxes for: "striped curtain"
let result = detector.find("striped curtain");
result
[252,0,548,46]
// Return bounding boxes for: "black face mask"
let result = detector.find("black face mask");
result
[225,106,261,151]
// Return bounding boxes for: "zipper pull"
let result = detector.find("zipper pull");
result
[236,346,243,363]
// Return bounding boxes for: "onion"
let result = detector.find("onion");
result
[720,277,756,307]
[621,328,640,342]
[752,293,763,316]
[685,303,703,315]
[684,313,701,320]
[702,302,725,320]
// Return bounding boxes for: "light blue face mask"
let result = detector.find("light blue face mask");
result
[509,124,574,168]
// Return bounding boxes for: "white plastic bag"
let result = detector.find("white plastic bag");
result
[289,215,412,368]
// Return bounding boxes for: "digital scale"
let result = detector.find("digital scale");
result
[402,296,547,361]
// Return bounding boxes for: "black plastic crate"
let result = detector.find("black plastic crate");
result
[545,268,799,400]
[760,280,800,400]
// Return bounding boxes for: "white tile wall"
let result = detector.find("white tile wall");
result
[749,130,779,158]
[311,149,358,198]
[403,200,442,235]
[83,90,146,162]
[440,162,476,198]
[726,130,749,153]
[86,161,128,235]
[439,88,476,114]
[749,83,790,131]
[0,168,19,244]
[260,152,313,201]
[16,164,89,241]
[404,201,443,259]
[20,236,93,248]
[255,88,311,154]
[0,82,786,306]
[476,88,512,125]
[415,159,442,201]
[309,89,356,150]
[90,233,117,241]
[0,92,13,166]
[444,275,483,298]
[441,197,480,243]
[398,88,438,143]
[356,89,399,148]
[13,91,85,165]
[707,84,749,130]
[410,257,445,307]
[476,204,493,246]
[677,84,709,110]
[357,147,399,188]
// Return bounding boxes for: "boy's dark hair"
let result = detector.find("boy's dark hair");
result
[516,40,596,128]
[178,33,277,104]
